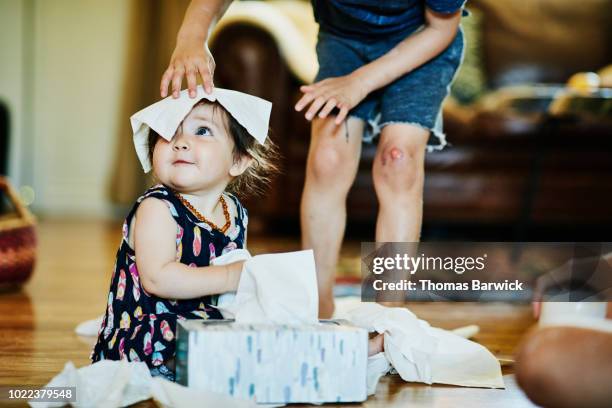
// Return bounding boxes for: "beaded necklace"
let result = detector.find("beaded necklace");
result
[173,191,231,233]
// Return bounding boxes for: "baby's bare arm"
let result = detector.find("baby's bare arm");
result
[133,198,242,299]
[355,7,462,96]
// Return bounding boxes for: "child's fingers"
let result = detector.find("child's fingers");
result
[335,106,349,124]
[318,98,337,118]
[207,57,216,77]
[171,66,185,98]
[305,97,327,120]
[294,93,315,112]
[160,67,174,98]
[185,67,198,98]
[199,65,214,94]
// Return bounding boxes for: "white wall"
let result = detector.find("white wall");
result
[0,0,29,187]
[0,0,131,218]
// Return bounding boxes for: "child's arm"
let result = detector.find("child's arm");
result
[160,0,233,98]
[133,198,243,299]
[295,7,462,124]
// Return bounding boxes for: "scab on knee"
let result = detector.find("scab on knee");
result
[375,144,423,192]
[389,147,404,161]
[381,146,405,166]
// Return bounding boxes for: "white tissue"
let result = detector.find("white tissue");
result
[74,316,103,337]
[366,353,392,395]
[210,248,253,310]
[452,324,480,338]
[346,303,438,382]
[29,360,257,408]
[150,376,257,408]
[131,85,272,172]
[215,249,319,324]
[336,302,505,389]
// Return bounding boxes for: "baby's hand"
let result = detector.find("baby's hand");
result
[294,72,369,125]
[160,40,215,99]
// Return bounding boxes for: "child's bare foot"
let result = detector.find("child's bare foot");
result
[368,333,385,356]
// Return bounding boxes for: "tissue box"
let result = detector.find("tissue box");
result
[176,319,368,404]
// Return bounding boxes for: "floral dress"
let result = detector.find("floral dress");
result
[90,184,248,381]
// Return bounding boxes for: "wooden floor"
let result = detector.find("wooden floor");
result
[0,219,537,407]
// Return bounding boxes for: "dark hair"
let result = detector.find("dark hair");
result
[147,100,279,196]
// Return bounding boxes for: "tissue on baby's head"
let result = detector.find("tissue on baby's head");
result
[130,86,272,173]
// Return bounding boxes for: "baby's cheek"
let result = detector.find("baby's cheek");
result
[152,151,164,172]
[200,150,231,175]
[152,149,172,178]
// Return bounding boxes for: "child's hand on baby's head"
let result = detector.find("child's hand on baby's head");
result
[161,41,215,99]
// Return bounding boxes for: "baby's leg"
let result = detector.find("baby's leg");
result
[301,116,364,318]
[515,326,612,407]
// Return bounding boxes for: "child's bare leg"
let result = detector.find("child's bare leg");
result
[373,124,428,242]
[301,116,364,318]
[372,124,428,304]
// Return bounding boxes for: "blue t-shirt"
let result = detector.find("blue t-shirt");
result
[311,0,467,41]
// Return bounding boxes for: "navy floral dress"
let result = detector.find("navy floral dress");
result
[90,184,248,381]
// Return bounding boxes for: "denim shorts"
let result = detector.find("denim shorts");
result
[314,27,465,151]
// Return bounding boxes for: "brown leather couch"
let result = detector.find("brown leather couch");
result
[210,0,612,239]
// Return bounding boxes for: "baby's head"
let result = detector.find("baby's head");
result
[147,100,277,196]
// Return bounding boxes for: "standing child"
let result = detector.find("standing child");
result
[296,1,467,317]
[90,86,277,381]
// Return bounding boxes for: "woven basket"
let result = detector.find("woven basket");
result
[0,177,37,291]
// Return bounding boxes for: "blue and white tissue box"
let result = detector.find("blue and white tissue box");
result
[175,319,368,404]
